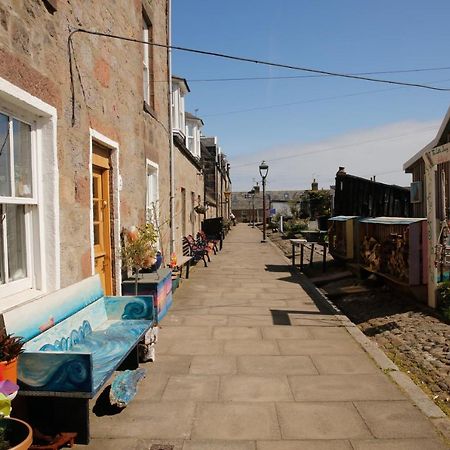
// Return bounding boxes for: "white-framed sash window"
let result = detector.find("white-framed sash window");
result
[143,15,153,106]
[146,159,159,225]
[0,111,37,296]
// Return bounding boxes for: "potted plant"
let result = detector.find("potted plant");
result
[121,223,158,295]
[0,335,24,384]
[0,394,32,450]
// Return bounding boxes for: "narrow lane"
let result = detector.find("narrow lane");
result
[88,223,448,450]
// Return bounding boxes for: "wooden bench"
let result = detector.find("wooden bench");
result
[183,235,209,268]
[3,275,155,444]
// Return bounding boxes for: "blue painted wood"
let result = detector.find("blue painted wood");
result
[18,352,93,394]
[104,295,155,320]
[3,276,103,341]
[9,275,155,397]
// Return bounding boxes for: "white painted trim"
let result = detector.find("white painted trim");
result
[89,129,121,294]
[0,77,59,310]
[0,77,56,118]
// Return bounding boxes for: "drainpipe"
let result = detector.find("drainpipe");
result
[167,0,175,255]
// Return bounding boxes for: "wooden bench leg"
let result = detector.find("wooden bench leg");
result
[202,254,208,267]
[292,243,295,268]
[186,260,190,279]
[310,244,315,267]
[300,244,304,271]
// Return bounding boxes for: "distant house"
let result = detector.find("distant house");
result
[171,76,204,257]
[201,136,232,220]
[231,190,304,223]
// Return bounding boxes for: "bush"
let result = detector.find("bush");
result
[284,219,309,237]
[437,281,450,321]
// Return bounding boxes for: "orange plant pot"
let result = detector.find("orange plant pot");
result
[0,357,18,383]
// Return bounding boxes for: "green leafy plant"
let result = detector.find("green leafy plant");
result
[284,219,309,238]
[121,223,158,295]
[0,334,24,363]
[437,281,450,321]
[0,395,11,450]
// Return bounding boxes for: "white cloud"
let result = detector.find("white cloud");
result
[230,119,440,191]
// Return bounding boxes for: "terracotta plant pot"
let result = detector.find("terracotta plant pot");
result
[0,417,33,450]
[0,358,18,384]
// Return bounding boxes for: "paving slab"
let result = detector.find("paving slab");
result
[311,354,380,374]
[165,338,223,355]
[276,402,372,440]
[190,355,237,375]
[288,373,404,402]
[213,326,262,340]
[354,400,439,438]
[278,338,363,355]
[350,438,448,450]
[160,326,212,340]
[220,375,293,402]
[183,440,256,450]
[223,339,280,355]
[90,401,196,439]
[261,325,312,340]
[146,355,192,374]
[162,375,220,401]
[257,440,353,450]
[191,402,281,440]
[237,355,317,375]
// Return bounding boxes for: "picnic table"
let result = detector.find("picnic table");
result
[290,238,328,272]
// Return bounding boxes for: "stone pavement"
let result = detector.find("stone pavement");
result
[87,224,449,449]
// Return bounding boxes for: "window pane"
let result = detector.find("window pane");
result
[13,119,32,198]
[0,114,11,197]
[6,204,27,282]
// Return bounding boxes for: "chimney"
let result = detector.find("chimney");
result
[311,178,318,191]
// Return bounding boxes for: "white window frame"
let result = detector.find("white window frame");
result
[0,111,37,297]
[145,159,159,225]
[0,76,59,311]
[143,15,152,106]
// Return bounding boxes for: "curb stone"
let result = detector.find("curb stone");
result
[265,234,450,441]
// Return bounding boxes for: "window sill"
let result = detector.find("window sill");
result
[143,101,157,119]
[0,288,44,314]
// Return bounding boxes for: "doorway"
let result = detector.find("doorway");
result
[92,143,113,295]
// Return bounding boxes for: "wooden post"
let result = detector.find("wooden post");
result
[425,163,438,308]
[292,243,296,268]
[322,243,327,273]
[300,244,304,271]
[310,243,314,267]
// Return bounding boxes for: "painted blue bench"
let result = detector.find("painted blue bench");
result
[2,275,155,443]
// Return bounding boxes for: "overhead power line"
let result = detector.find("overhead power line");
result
[188,66,450,83]
[232,125,438,169]
[202,76,450,118]
[68,28,450,92]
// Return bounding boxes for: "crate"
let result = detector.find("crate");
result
[358,217,427,286]
[328,216,359,261]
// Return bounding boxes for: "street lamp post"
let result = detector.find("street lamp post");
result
[259,161,269,243]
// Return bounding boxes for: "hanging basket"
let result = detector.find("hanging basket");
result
[194,205,207,214]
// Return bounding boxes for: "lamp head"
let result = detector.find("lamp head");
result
[259,160,269,180]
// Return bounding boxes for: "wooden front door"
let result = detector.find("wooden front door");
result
[92,144,113,295]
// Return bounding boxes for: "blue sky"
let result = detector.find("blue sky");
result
[172,1,450,190]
